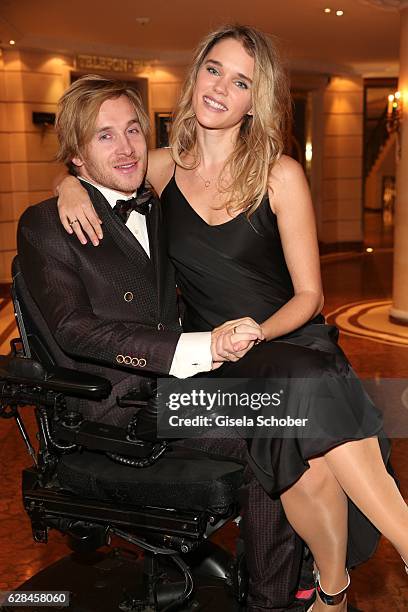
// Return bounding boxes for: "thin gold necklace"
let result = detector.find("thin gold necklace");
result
[196,167,218,189]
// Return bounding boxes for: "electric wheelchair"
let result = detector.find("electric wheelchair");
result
[0,257,249,611]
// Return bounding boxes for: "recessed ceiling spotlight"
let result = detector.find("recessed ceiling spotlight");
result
[9,39,15,45]
[336,9,344,16]
[136,17,150,26]
[324,8,331,13]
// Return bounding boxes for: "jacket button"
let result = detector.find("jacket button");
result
[124,356,132,365]
[116,355,124,364]
[157,322,164,330]
[124,292,134,302]
[139,358,147,367]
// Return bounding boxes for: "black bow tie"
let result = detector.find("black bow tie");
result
[114,192,151,223]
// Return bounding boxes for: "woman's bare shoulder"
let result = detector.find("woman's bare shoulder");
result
[148,147,173,166]
[147,148,174,195]
[268,155,310,214]
[270,154,305,184]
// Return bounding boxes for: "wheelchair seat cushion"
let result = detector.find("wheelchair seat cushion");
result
[57,446,244,513]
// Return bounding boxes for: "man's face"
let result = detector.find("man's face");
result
[72,95,148,195]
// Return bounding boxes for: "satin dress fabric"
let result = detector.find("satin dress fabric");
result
[161,174,392,567]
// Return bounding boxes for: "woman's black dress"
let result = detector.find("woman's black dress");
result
[161,174,391,566]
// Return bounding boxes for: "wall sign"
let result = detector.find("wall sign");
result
[76,54,150,74]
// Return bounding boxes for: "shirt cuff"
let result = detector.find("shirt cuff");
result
[169,332,212,379]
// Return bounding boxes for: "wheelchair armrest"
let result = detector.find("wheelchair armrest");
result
[0,355,111,399]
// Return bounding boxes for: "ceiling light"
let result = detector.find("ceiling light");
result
[366,247,373,253]
[324,8,331,13]
[336,9,344,16]
[136,17,150,26]
[9,39,15,45]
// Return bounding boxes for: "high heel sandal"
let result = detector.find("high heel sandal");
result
[307,569,350,611]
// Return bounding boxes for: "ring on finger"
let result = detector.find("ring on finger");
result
[69,219,79,226]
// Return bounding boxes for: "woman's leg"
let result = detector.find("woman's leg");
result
[281,457,349,611]
[281,437,408,609]
[323,437,408,563]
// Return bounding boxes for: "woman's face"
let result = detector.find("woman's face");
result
[192,37,254,131]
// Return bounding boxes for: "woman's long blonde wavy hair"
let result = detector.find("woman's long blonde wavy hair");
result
[170,24,291,216]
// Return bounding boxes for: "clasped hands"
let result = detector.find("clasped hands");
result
[55,178,265,368]
[211,317,264,369]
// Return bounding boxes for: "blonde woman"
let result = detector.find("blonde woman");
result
[57,25,407,611]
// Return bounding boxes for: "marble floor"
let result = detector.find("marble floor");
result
[0,238,407,610]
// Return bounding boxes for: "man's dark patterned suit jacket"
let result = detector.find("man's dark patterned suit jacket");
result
[17,181,182,425]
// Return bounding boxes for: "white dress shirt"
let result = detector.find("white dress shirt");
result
[79,178,212,378]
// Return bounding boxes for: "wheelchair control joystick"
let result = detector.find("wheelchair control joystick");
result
[61,410,84,429]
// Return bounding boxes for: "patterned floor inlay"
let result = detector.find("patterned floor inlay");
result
[326,299,408,347]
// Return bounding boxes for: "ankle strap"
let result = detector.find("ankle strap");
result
[316,570,350,606]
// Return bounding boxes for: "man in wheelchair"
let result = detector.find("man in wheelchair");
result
[0,76,311,611]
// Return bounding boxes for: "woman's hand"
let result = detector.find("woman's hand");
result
[57,176,103,246]
[211,317,264,365]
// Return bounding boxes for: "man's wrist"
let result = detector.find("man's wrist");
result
[169,331,212,378]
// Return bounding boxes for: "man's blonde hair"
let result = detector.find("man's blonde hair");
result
[55,75,149,173]
[170,25,291,216]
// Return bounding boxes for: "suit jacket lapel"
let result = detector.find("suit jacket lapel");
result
[146,195,163,313]
[84,182,153,268]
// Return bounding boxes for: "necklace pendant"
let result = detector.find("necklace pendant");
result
[204,180,211,188]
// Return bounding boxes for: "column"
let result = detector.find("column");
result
[390,3,408,323]
[0,49,70,283]
[320,77,364,250]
